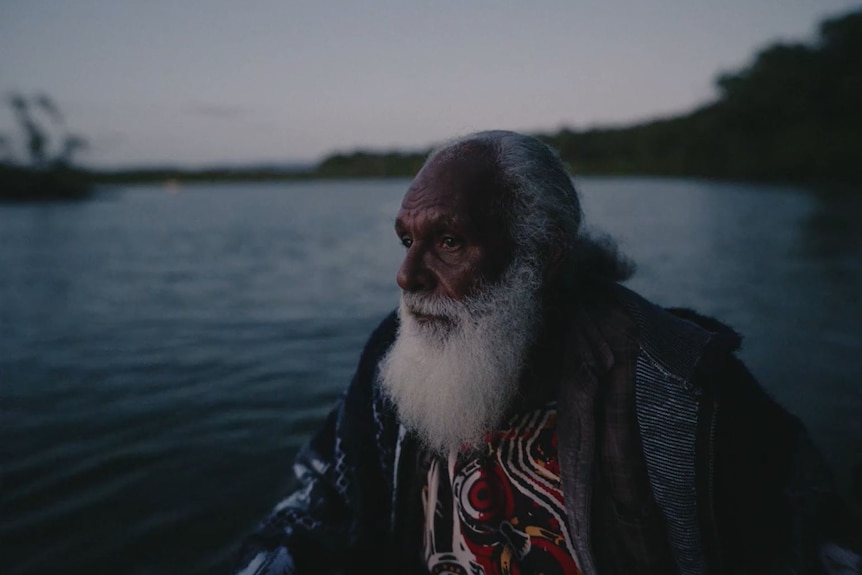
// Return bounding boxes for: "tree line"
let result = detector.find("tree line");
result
[3,7,859,198]
[0,93,91,200]
[313,8,862,185]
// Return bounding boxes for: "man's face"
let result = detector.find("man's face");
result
[382,146,544,454]
[394,147,513,309]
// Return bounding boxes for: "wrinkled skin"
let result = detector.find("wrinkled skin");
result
[394,144,514,311]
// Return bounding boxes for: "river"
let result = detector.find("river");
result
[1,177,860,574]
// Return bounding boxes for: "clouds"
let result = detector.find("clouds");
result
[185,103,245,119]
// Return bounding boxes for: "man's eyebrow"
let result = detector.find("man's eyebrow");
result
[394,212,462,230]
[431,211,464,227]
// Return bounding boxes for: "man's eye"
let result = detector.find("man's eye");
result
[400,236,413,248]
[440,236,462,249]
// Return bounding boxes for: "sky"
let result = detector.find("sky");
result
[2,0,859,169]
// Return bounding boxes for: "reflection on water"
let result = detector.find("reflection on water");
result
[1,178,860,575]
[800,187,862,300]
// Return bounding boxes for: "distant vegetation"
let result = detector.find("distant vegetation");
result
[285,7,862,186]
[539,7,862,184]
[4,7,859,199]
[0,93,92,201]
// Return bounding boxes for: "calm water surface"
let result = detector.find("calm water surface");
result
[1,178,860,574]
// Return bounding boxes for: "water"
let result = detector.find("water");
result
[1,178,860,574]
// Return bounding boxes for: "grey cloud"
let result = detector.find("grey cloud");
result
[186,103,245,118]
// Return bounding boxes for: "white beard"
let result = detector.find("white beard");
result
[378,259,543,456]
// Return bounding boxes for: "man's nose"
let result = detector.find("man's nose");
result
[396,246,435,292]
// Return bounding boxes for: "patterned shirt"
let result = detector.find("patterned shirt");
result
[422,402,580,575]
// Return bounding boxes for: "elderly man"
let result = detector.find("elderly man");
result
[236,131,859,574]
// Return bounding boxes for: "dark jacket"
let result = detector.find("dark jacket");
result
[234,283,859,575]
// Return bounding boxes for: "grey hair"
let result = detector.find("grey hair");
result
[424,130,634,283]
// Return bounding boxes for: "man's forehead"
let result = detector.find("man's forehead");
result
[397,184,465,224]
[402,146,502,207]
[395,206,462,232]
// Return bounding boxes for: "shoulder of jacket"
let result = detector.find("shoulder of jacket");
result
[608,283,742,384]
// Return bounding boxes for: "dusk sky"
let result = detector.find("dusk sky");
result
[2,0,859,168]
